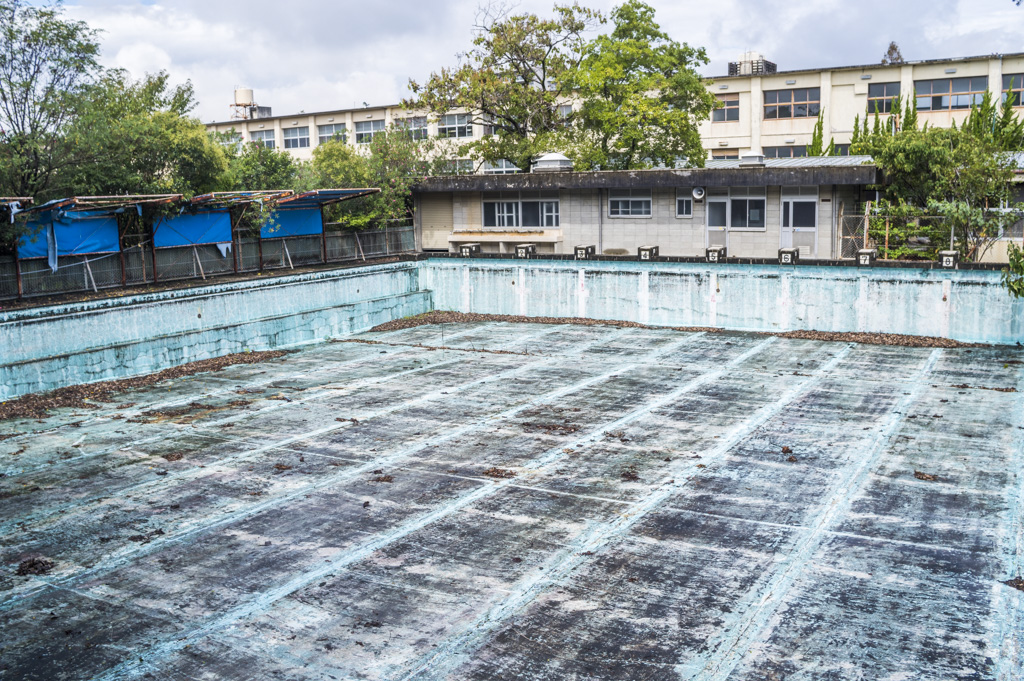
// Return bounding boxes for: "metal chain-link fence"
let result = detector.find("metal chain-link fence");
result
[0,223,414,301]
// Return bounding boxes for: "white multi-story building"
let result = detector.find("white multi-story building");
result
[205,51,1024,167]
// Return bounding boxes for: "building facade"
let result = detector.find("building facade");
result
[205,52,1024,166]
[412,157,876,260]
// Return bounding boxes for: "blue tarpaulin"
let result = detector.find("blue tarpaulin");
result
[17,210,121,260]
[154,211,233,248]
[261,208,322,238]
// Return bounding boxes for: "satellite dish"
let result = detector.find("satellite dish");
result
[692,187,706,200]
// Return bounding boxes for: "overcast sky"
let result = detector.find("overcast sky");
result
[63,0,1024,124]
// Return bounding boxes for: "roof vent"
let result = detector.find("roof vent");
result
[531,152,574,173]
[739,154,765,167]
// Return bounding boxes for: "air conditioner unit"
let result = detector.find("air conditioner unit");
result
[706,246,727,263]
[459,243,481,258]
[857,248,877,266]
[692,187,706,201]
[778,247,800,265]
[938,250,959,269]
[515,243,537,259]
[575,245,596,260]
[638,246,659,261]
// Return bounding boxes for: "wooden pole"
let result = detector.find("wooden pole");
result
[884,218,890,259]
[193,245,206,280]
[150,222,160,283]
[118,218,127,287]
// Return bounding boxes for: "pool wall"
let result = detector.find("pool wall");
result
[2,257,1021,400]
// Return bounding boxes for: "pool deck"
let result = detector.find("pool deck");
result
[1,322,1023,680]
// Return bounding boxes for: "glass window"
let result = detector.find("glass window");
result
[792,202,817,228]
[763,146,807,158]
[712,149,739,160]
[730,198,765,229]
[438,159,474,174]
[1003,74,1024,106]
[317,123,346,144]
[608,189,652,217]
[712,94,739,122]
[833,144,851,156]
[764,88,820,119]
[283,126,310,149]
[557,104,573,127]
[482,159,520,174]
[708,201,727,227]
[396,116,428,141]
[438,114,472,138]
[867,82,901,114]
[249,129,275,148]
[915,77,987,111]
[483,194,558,228]
[676,194,692,217]
[355,119,385,144]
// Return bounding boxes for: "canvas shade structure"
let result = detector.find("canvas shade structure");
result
[260,189,379,239]
[151,191,295,279]
[16,195,181,263]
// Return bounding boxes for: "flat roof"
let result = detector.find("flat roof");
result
[713,51,1024,80]
[414,159,879,192]
[2,321,1021,679]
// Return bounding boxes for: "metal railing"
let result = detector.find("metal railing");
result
[0,223,415,301]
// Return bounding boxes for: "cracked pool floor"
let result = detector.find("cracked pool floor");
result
[2,322,1024,681]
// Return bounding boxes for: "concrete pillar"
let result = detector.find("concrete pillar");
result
[988,57,1003,96]
[900,65,915,106]
[820,70,833,134]
[750,78,762,154]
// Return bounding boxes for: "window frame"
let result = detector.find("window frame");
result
[711,149,739,160]
[317,123,347,145]
[915,76,988,112]
[675,191,693,219]
[608,189,653,218]
[396,116,428,141]
[248,129,275,148]
[283,126,310,149]
[712,94,740,122]
[763,146,808,159]
[764,88,821,120]
[705,187,767,232]
[1003,74,1024,107]
[438,113,473,138]
[867,82,901,114]
[482,191,560,228]
[482,159,521,175]
[354,119,385,144]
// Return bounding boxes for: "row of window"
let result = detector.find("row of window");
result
[480,188,818,231]
[711,74,1024,123]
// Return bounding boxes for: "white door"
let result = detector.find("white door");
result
[781,194,818,258]
[706,198,729,251]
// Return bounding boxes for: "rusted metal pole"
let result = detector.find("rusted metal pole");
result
[14,251,23,298]
[863,200,872,249]
[320,206,327,264]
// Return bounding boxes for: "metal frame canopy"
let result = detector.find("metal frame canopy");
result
[261,188,380,239]
[153,191,295,250]
[273,188,379,211]
[16,195,182,261]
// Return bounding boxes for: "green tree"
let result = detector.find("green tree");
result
[0,0,100,202]
[408,3,602,170]
[807,110,835,156]
[1004,244,1024,298]
[312,138,370,188]
[227,142,296,191]
[563,0,715,169]
[57,70,228,197]
[959,89,1024,151]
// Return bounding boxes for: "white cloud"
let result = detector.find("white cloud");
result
[64,0,1024,123]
